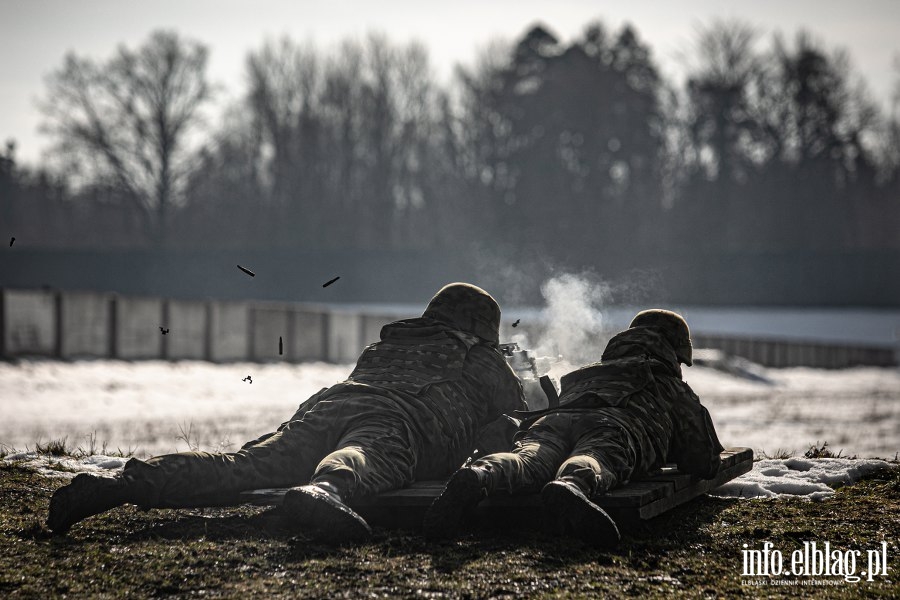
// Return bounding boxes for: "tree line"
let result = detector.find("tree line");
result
[2,21,899,264]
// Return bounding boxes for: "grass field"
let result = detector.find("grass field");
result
[1,460,898,598]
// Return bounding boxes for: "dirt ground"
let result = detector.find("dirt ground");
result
[1,462,898,598]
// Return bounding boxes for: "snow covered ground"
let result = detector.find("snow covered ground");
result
[1,358,898,460]
[0,359,348,458]
[1,357,897,500]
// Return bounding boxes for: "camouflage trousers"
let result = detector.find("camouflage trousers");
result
[472,411,637,498]
[121,397,419,509]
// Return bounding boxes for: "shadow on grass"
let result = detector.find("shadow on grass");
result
[25,482,737,576]
[385,494,738,575]
[116,506,292,543]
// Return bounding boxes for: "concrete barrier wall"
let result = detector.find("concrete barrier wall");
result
[166,300,207,360]
[2,288,896,367]
[290,309,328,362]
[251,303,289,362]
[209,301,248,362]
[328,312,362,363]
[3,290,56,356]
[692,334,897,368]
[116,296,163,359]
[61,292,110,358]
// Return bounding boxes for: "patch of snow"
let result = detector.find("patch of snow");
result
[712,458,896,501]
[3,452,128,479]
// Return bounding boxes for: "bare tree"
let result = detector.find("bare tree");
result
[245,37,324,245]
[770,32,878,172]
[355,35,441,248]
[243,33,447,250]
[177,105,268,247]
[40,30,212,245]
[684,20,764,185]
[887,56,900,176]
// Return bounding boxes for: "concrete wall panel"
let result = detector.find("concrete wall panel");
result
[166,300,207,360]
[328,312,362,363]
[209,302,247,362]
[290,309,327,362]
[252,304,289,362]
[4,290,56,356]
[61,292,109,358]
[116,297,163,359]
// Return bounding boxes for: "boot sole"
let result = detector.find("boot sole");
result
[541,481,620,549]
[282,486,372,543]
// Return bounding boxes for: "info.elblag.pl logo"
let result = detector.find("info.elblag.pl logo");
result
[741,541,890,583]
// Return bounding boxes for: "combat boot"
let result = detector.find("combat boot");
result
[422,466,490,540]
[540,480,620,549]
[47,472,130,535]
[282,482,372,543]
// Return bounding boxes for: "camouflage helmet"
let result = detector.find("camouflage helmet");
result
[629,309,693,366]
[422,283,501,345]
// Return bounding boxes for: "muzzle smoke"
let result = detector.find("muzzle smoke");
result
[508,273,614,380]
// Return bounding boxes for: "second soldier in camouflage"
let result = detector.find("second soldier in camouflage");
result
[424,309,723,548]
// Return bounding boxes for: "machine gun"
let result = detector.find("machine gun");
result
[499,342,536,378]
[499,342,560,410]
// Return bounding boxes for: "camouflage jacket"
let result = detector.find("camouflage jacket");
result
[516,327,723,478]
[278,317,525,478]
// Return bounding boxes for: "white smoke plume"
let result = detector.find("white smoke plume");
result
[505,273,617,384]
[537,273,611,363]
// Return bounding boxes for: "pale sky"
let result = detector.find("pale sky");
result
[1,0,898,165]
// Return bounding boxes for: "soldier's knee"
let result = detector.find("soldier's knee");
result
[557,455,601,477]
[556,455,605,496]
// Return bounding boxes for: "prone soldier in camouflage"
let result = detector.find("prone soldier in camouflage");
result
[424,309,723,548]
[47,283,525,542]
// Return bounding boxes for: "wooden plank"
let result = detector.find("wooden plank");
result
[636,455,754,520]
[236,447,755,528]
[597,481,674,507]
[720,448,750,467]
[636,473,694,491]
